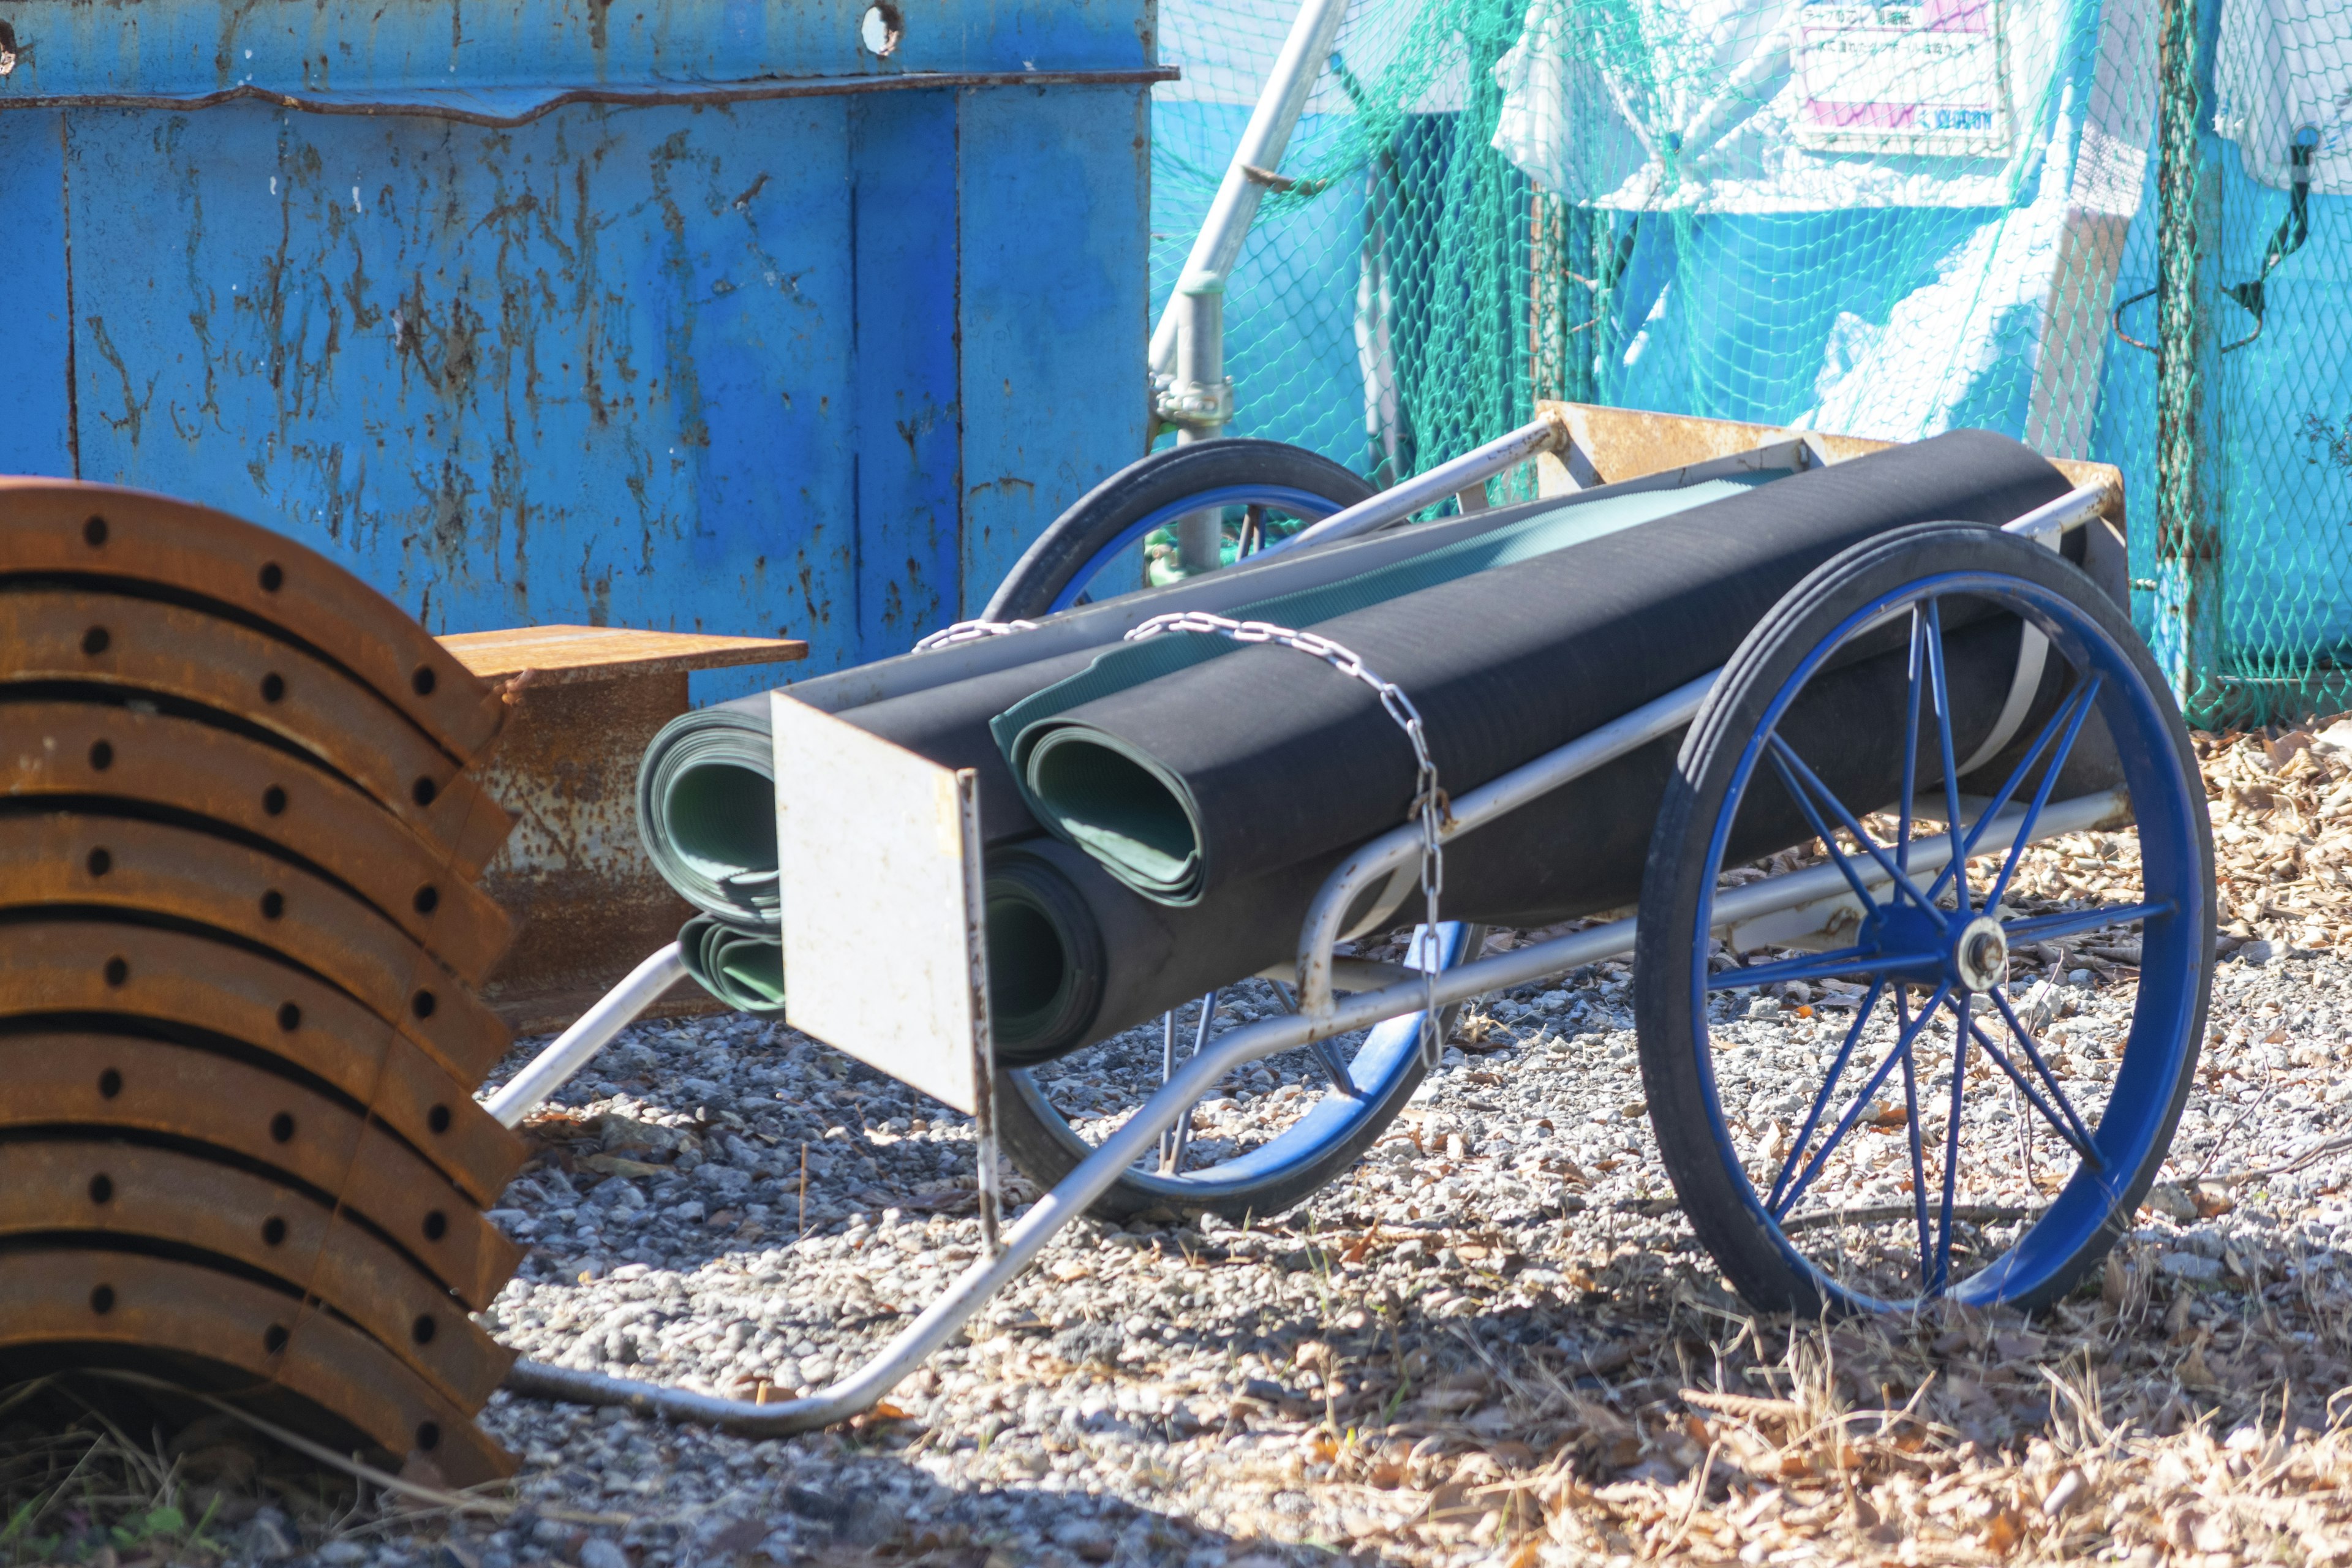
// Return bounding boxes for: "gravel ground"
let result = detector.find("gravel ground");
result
[83,725,2352,1565]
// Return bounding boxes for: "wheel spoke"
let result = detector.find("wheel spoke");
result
[2002,899,2172,946]
[1982,989,2103,1163]
[1766,979,1885,1211]
[1773,983,1951,1223]
[1953,1014,2100,1169]
[1767,736,1948,925]
[1152,1009,1180,1171]
[1923,674,2098,909]
[1708,944,1939,992]
[1924,600,1971,914]
[1896,988,1934,1287]
[1155,990,1218,1175]
[1898,608,1926,879]
[1981,674,2104,913]
[1766,749,1885,913]
[1932,995,1973,1293]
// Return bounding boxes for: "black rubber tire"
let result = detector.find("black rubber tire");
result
[991,952,1483,1224]
[1632,522,2212,1316]
[979,439,1376,622]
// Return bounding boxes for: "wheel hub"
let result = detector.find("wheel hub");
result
[1952,914,2008,993]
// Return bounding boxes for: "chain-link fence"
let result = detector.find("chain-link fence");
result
[1152,0,2350,726]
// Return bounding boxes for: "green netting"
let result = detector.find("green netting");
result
[1153,0,2351,727]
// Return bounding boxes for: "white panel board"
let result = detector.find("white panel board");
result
[773,693,992,1115]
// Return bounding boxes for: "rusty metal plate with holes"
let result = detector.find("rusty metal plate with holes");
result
[0,480,507,763]
[0,922,523,1201]
[0,919,510,1096]
[2,701,513,951]
[0,588,511,861]
[0,1033,521,1309]
[0,810,500,1013]
[0,1248,515,1487]
[0,1141,512,1409]
[440,625,805,1033]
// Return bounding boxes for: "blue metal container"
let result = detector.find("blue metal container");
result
[0,0,1164,687]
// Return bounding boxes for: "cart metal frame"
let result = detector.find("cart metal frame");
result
[487,411,2133,1432]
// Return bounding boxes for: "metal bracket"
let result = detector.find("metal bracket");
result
[1153,375,1235,431]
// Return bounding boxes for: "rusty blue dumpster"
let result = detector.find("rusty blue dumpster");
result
[0,0,1166,686]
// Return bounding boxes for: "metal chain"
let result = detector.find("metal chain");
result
[1123,610,1453,1066]
[913,618,1039,652]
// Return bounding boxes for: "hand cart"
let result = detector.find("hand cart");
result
[491,404,2212,1433]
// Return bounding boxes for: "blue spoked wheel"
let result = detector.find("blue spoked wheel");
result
[985,439,1485,1221]
[980,439,1376,620]
[1635,522,2214,1313]
[995,924,1486,1221]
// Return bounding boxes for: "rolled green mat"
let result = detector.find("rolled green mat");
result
[678,915,788,1015]
[638,697,780,931]
[1000,431,2076,907]
[637,647,1121,937]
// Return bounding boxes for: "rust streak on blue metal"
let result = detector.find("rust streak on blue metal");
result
[0,0,1160,695]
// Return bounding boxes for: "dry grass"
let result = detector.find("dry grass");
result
[1272,1250,2352,1564]
[0,1382,273,1567]
[1202,720,2352,1564]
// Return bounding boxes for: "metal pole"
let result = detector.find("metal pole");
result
[2152,0,2227,726]
[1275,412,1570,553]
[483,943,688,1127]
[1148,0,1352,378]
[501,782,2126,1436]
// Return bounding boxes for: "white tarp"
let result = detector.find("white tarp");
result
[2216,0,2352,192]
[1491,0,2081,211]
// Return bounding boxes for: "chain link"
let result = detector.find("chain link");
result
[1124,610,1453,1067]
[913,618,1041,652]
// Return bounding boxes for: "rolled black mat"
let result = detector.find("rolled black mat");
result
[982,609,2083,1062]
[637,474,1773,930]
[998,430,2076,907]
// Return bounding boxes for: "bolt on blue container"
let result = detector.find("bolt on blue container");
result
[0,0,1165,687]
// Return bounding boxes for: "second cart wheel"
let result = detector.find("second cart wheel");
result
[993,924,1486,1223]
[981,439,1375,620]
[982,437,1479,1221]
[1635,522,2213,1314]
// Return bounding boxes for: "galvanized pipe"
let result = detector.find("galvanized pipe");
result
[483,943,689,1128]
[502,780,2126,1430]
[2003,483,2111,545]
[1276,413,1570,553]
[1147,0,1352,377]
[1173,282,1230,570]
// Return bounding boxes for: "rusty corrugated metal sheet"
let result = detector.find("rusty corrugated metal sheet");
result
[0,1142,514,1409]
[0,922,529,1203]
